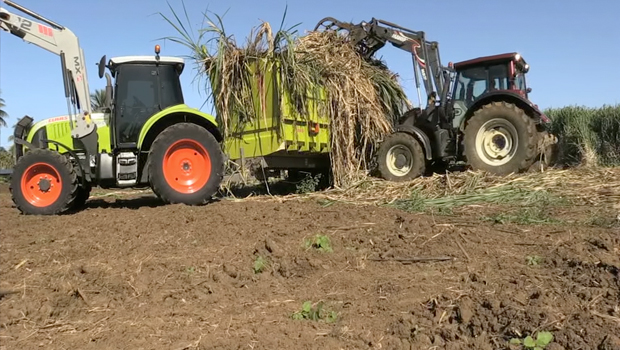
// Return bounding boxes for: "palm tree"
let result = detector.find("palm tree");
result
[7,122,16,143]
[0,90,8,127]
[90,89,109,112]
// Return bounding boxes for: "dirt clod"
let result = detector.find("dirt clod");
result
[457,296,474,324]
[222,263,238,278]
[599,334,620,350]
[264,238,281,257]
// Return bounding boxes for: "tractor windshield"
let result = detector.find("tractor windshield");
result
[453,63,510,107]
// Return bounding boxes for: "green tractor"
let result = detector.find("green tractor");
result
[1,1,224,215]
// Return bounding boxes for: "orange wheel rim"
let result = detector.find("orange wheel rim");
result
[162,139,212,194]
[20,162,63,207]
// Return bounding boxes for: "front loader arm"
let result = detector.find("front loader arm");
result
[0,0,94,141]
[315,17,447,108]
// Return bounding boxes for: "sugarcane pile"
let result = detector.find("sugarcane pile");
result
[185,18,410,187]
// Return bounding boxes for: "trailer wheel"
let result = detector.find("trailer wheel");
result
[376,132,426,182]
[10,149,79,215]
[148,123,224,205]
[464,102,537,175]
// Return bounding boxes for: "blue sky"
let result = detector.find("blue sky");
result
[0,0,618,148]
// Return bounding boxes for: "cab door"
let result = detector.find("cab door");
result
[112,65,160,148]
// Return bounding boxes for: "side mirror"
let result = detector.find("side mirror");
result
[526,87,532,93]
[98,55,107,79]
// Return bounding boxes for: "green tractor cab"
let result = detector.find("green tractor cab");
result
[11,52,225,215]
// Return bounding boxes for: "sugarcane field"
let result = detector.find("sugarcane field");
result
[0,1,619,350]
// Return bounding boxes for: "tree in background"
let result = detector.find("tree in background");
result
[0,90,9,168]
[90,89,109,112]
[0,120,16,169]
[0,89,8,127]
[6,122,16,143]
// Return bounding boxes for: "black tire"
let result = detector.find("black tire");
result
[72,182,92,210]
[376,132,426,182]
[9,149,79,215]
[463,102,537,175]
[148,123,224,205]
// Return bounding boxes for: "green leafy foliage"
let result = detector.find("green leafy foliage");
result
[304,234,333,253]
[90,89,110,112]
[295,173,323,194]
[292,301,338,323]
[546,104,620,166]
[510,331,554,350]
[253,256,268,274]
[0,89,8,127]
[0,147,15,170]
[526,255,544,266]
[392,184,558,213]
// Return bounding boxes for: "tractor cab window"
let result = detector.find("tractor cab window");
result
[114,65,158,144]
[158,64,184,109]
[453,63,510,107]
[113,64,184,145]
[514,73,526,92]
[487,64,509,91]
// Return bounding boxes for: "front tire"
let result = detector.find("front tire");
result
[10,149,79,215]
[376,132,426,182]
[148,123,224,205]
[72,182,92,210]
[464,102,538,175]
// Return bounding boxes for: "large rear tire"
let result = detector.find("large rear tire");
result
[148,123,224,205]
[376,132,426,182]
[464,102,538,175]
[10,149,79,215]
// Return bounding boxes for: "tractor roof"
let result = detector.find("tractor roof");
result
[108,56,185,73]
[454,52,527,70]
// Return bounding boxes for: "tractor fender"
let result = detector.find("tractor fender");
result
[461,91,550,131]
[394,124,433,160]
[137,104,222,152]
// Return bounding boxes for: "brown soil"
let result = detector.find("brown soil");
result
[0,186,618,350]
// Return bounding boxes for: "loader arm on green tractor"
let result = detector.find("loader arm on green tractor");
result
[0,0,97,175]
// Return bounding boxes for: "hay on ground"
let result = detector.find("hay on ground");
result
[230,167,620,211]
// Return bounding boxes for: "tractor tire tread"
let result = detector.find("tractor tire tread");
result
[464,101,538,175]
[376,132,426,182]
[71,183,92,211]
[10,148,79,215]
[148,123,224,205]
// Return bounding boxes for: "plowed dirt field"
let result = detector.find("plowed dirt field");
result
[1,181,619,350]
